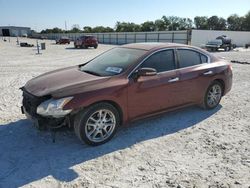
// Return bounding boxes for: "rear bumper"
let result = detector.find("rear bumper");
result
[224,73,233,95]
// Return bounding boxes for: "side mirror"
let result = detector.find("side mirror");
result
[137,67,157,77]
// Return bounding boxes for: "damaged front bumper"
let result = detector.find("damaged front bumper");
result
[21,105,66,130]
[21,87,73,130]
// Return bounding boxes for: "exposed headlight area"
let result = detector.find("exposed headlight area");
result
[36,97,73,118]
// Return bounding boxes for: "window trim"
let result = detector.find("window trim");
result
[128,47,211,79]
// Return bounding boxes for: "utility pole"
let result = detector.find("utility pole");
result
[65,21,67,31]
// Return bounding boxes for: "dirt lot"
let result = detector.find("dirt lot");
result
[0,38,249,188]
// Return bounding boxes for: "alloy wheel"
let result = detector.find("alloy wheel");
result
[85,109,116,143]
[207,84,222,108]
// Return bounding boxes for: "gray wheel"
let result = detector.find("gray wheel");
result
[74,103,120,146]
[203,81,223,109]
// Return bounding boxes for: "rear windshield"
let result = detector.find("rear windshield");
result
[80,47,146,76]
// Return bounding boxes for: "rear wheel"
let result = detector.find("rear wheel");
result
[94,44,98,49]
[74,103,120,146]
[203,81,223,110]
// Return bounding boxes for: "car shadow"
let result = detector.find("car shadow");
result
[0,105,221,187]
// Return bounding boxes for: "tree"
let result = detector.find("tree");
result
[194,16,209,29]
[104,27,114,32]
[71,27,81,33]
[227,14,244,31]
[38,10,250,34]
[207,16,219,30]
[70,24,81,33]
[167,16,181,30]
[217,17,227,30]
[115,22,141,32]
[243,11,250,31]
[162,16,170,28]
[179,18,193,30]
[40,27,64,34]
[91,26,114,33]
[141,21,155,31]
[154,19,167,31]
[207,16,226,30]
[83,26,92,33]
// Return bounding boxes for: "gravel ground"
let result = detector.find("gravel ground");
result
[0,38,249,188]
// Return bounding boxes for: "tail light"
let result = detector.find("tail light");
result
[228,64,233,71]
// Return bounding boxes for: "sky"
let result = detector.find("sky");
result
[0,0,249,31]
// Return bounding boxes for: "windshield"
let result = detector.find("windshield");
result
[80,47,146,76]
[207,39,222,45]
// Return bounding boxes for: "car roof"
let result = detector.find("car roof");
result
[121,42,188,51]
[121,42,215,61]
[80,35,95,37]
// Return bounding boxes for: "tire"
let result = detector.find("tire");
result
[94,45,98,49]
[74,103,120,146]
[202,81,223,110]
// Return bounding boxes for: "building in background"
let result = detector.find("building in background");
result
[0,26,31,37]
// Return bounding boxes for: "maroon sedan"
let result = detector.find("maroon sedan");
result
[74,35,98,49]
[56,37,70,44]
[21,43,232,146]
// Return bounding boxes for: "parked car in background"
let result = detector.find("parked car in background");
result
[20,42,34,47]
[40,36,47,40]
[21,43,232,146]
[56,37,70,44]
[206,35,235,52]
[74,35,98,49]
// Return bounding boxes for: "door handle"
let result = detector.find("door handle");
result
[203,70,213,75]
[168,77,179,83]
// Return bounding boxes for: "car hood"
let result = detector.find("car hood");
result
[24,66,110,97]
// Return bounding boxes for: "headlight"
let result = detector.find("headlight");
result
[37,97,73,118]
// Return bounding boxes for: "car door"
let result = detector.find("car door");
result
[85,36,91,46]
[176,48,214,104]
[127,49,181,120]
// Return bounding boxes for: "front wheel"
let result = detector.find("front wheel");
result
[203,81,223,110]
[74,103,120,146]
[225,46,230,51]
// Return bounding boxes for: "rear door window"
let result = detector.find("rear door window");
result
[141,50,176,73]
[177,49,202,68]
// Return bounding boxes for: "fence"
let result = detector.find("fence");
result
[32,30,190,45]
